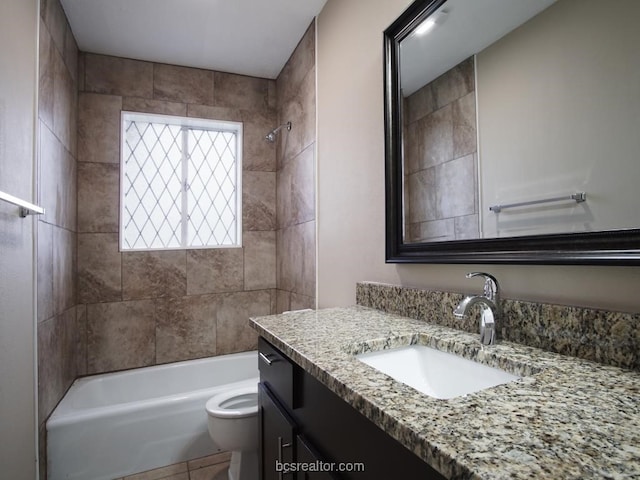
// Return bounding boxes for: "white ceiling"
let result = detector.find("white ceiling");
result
[60,0,328,79]
[401,0,557,96]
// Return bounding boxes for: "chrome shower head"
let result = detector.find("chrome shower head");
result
[265,121,291,143]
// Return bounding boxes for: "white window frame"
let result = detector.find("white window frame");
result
[119,111,243,252]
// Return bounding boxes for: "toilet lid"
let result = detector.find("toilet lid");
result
[206,385,258,418]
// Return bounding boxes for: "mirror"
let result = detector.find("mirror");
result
[384,0,640,264]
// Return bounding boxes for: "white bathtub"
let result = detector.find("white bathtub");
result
[47,351,258,480]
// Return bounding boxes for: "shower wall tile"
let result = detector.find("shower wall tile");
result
[78,233,122,304]
[455,214,480,240]
[122,250,187,300]
[122,97,187,117]
[213,72,271,111]
[53,226,76,315]
[76,304,88,376]
[84,54,153,97]
[38,221,54,323]
[275,19,316,309]
[187,104,242,122]
[87,300,156,373]
[153,64,214,105]
[41,0,67,55]
[156,295,219,364]
[186,249,244,295]
[420,104,453,170]
[277,68,316,167]
[453,91,477,159]
[277,144,315,228]
[432,56,474,110]
[406,83,436,125]
[75,52,281,372]
[242,109,277,171]
[216,290,271,355]
[244,231,276,291]
[39,17,55,131]
[53,51,77,155]
[436,153,476,218]
[77,162,119,233]
[406,168,436,224]
[406,218,455,244]
[243,171,276,230]
[277,222,315,298]
[276,21,315,107]
[78,93,122,164]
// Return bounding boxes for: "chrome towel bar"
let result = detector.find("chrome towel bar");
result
[489,192,586,213]
[0,190,45,217]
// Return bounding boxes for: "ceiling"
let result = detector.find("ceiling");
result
[60,0,328,79]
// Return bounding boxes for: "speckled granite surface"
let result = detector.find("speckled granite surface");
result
[250,307,640,480]
[356,282,640,371]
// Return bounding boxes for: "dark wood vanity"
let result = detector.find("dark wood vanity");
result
[258,338,445,480]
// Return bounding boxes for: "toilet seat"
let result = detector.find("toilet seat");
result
[206,385,258,419]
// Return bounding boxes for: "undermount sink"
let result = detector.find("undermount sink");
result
[357,345,520,399]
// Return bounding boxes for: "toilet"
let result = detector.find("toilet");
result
[205,384,259,480]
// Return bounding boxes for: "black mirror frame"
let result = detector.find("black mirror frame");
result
[384,0,640,265]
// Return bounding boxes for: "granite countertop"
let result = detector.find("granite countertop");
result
[250,306,640,480]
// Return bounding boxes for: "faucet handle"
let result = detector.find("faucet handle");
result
[466,272,500,301]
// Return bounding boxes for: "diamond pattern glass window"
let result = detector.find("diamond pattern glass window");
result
[121,112,242,251]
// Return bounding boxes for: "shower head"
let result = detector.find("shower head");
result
[265,121,291,143]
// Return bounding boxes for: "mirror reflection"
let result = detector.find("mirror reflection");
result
[399,0,640,244]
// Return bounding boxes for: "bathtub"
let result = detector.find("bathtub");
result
[47,351,258,480]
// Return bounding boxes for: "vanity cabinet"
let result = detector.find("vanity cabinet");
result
[258,338,445,480]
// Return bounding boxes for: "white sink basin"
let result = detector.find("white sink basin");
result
[357,345,519,399]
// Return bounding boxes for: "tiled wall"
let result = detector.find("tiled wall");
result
[356,282,640,371]
[76,53,278,374]
[275,21,317,312]
[37,0,82,476]
[403,57,479,242]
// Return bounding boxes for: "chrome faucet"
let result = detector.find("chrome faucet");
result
[453,272,501,345]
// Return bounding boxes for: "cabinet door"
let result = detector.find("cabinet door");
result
[259,383,295,480]
[296,436,337,480]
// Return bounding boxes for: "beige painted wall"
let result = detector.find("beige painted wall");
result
[316,0,640,313]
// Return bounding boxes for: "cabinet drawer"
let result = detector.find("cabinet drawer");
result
[259,338,294,409]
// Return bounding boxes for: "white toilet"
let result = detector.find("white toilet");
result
[205,384,259,480]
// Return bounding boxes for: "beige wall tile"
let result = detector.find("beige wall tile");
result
[186,249,244,295]
[155,295,218,364]
[78,233,122,304]
[242,171,276,231]
[84,54,153,97]
[277,144,315,228]
[453,91,477,159]
[432,56,474,109]
[78,93,122,164]
[52,47,77,156]
[419,104,453,170]
[122,97,187,117]
[407,83,436,125]
[42,0,66,56]
[275,289,291,314]
[216,291,271,354]
[276,222,315,298]
[53,226,76,315]
[187,104,242,122]
[213,72,270,111]
[87,300,156,374]
[244,231,276,290]
[122,250,187,300]
[77,162,120,233]
[63,23,78,83]
[435,153,476,218]
[154,64,213,104]
[37,221,54,323]
[76,304,87,376]
[241,109,276,172]
[276,21,315,107]
[290,292,315,311]
[38,18,54,130]
[406,169,436,224]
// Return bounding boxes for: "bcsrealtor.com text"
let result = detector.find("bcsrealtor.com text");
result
[275,460,366,474]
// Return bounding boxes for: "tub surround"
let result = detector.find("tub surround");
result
[357,282,639,371]
[250,307,640,479]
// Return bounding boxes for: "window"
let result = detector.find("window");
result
[120,112,242,251]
